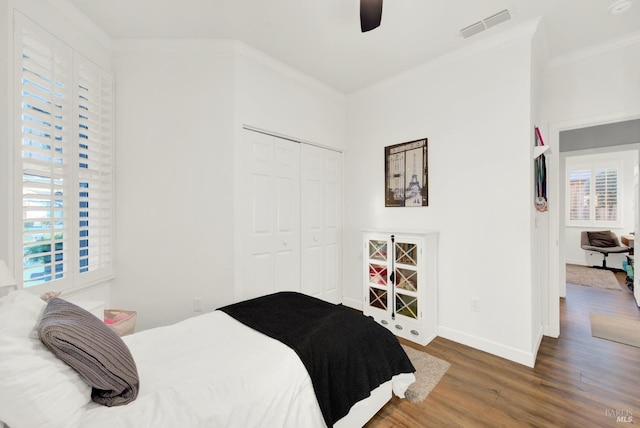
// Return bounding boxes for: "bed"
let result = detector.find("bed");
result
[0,290,415,428]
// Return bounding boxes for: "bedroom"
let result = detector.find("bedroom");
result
[0,0,639,425]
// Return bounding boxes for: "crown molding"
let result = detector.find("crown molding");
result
[111,38,237,56]
[351,17,542,97]
[547,31,640,69]
[233,41,345,103]
[110,38,345,102]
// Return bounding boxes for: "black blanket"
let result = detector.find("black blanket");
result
[218,292,415,427]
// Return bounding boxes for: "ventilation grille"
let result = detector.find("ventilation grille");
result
[460,9,511,39]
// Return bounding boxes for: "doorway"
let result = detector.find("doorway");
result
[549,117,640,337]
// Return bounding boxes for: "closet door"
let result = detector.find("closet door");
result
[240,130,300,300]
[301,144,342,303]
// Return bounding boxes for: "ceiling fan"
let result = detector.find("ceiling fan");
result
[360,0,383,32]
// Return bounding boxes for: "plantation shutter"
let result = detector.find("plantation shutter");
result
[568,169,590,222]
[567,162,621,227]
[15,14,114,289]
[17,19,73,287]
[594,168,618,222]
[75,58,114,278]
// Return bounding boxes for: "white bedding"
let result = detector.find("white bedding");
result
[0,291,414,428]
[78,311,326,428]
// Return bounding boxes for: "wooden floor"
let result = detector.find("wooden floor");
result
[366,272,640,427]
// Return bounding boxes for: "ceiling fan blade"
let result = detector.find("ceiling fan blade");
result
[360,0,383,32]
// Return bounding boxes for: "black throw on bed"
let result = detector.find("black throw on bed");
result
[219,292,415,428]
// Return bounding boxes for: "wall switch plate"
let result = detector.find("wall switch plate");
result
[471,298,480,312]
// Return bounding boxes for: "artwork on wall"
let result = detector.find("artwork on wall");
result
[384,138,428,207]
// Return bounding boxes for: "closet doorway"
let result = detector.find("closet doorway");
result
[235,128,343,304]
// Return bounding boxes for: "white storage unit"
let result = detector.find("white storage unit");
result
[362,230,438,346]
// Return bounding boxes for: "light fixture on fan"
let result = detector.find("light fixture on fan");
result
[360,0,383,32]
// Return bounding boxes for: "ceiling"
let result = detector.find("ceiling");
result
[68,0,640,93]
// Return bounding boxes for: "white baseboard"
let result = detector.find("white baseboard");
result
[341,296,363,311]
[438,326,537,368]
[345,296,540,367]
[531,325,544,363]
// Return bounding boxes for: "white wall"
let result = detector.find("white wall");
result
[529,19,549,353]
[111,40,347,331]
[344,21,541,366]
[544,39,640,124]
[110,40,236,330]
[562,148,637,269]
[234,42,347,149]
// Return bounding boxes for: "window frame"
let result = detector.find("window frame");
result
[565,158,623,229]
[13,14,115,293]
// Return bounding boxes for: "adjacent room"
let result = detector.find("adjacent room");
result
[1,0,639,426]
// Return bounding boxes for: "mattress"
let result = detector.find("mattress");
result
[76,310,413,427]
[77,310,324,427]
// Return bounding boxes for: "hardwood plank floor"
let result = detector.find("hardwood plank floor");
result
[366,272,640,427]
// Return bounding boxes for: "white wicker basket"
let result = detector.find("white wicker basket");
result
[104,309,137,336]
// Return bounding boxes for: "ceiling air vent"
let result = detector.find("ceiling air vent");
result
[483,9,511,29]
[459,9,512,39]
[460,21,485,39]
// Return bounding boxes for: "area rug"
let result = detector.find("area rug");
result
[566,264,621,290]
[590,313,640,348]
[401,344,450,403]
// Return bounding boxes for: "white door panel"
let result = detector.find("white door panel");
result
[252,175,273,234]
[241,130,300,301]
[239,129,341,303]
[301,144,343,303]
[303,246,322,297]
[246,253,274,300]
[324,244,338,295]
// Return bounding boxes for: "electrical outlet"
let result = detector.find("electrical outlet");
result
[470,298,480,312]
[193,297,203,312]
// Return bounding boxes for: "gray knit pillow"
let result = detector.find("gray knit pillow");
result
[38,298,139,406]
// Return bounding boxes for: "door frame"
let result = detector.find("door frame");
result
[547,110,640,337]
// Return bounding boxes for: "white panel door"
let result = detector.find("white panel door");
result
[322,149,342,303]
[301,144,342,303]
[273,139,301,293]
[241,130,300,300]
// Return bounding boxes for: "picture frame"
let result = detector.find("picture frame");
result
[384,138,428,207]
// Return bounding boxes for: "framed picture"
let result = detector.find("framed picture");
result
[385,138,428,207]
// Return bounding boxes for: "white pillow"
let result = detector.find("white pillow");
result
[0,290,91,428]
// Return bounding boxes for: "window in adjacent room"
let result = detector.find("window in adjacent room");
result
[566,159,622,227]
[15,14,114,290]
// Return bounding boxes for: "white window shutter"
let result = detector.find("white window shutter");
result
[15,14,114,289]
[594,168,618,222]
[75,57,114,280]
[16,17,73,287]
[567,162,621,227]
[568,169,590,222]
